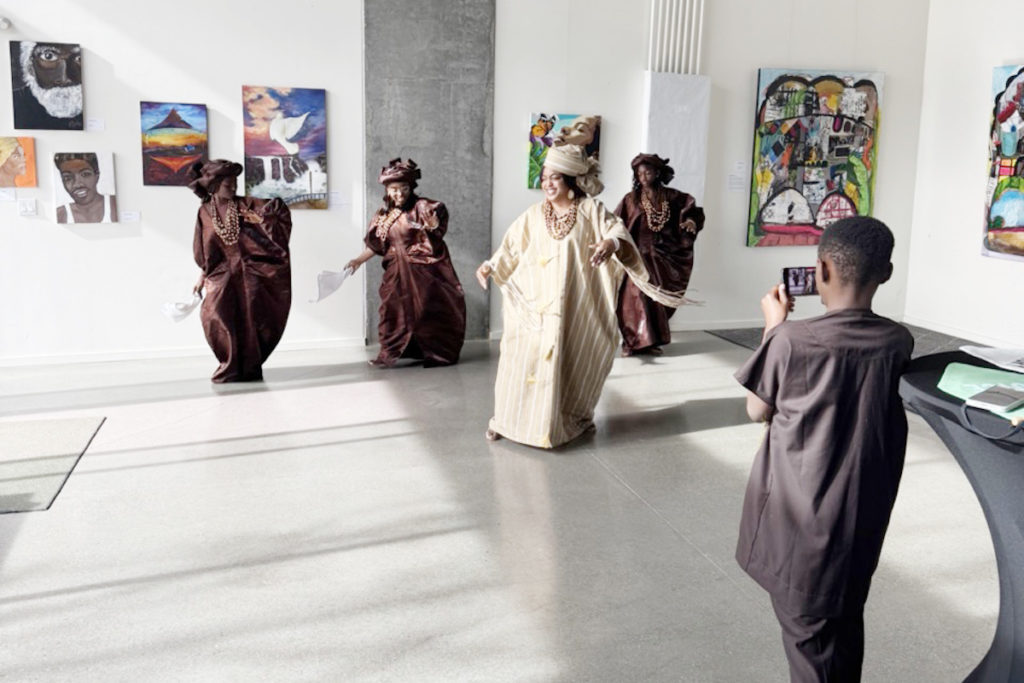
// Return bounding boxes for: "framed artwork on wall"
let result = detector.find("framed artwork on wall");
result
[0,137,36,187]
[140,102,208,186]
[52,152,117,224]
[527,113,601,188]
[242,85,327,209]
[984,65,1024,261]
[747,68,882,247]
[10,40,83,130]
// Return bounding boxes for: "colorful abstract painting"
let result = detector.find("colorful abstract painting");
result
[242,85,327,210]
[140,102,208,186]
[747,69,882,247]
[0,137,36,187]
[983,65,1024,261]
[10,41,83,130]
[52,152,117,224]
[527,113,601,188]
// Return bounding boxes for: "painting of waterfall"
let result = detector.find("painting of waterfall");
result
[242,86,327,210]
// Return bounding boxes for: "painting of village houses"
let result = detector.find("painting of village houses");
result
[984,64,1024,261]
[747,68,882,247]
[242,86,327,210]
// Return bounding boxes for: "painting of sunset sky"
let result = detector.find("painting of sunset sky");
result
[140,102,208,186]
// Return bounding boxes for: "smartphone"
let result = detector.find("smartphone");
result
[782,266,817,297]
[966,385,1024,412]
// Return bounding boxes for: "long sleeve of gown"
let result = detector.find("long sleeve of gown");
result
[192,210,206,271]
[489,210,526,286]
[263,197,293,247]
[677,192,705,235]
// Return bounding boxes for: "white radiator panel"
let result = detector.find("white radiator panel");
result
[641,70,711,204]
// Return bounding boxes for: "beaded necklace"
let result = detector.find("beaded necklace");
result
[640,190,671,232]
[373,208,403,241]
[543,199,578,240]
[205,199,240,245]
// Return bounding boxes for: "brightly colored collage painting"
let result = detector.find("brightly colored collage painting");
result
[242,85,327,209]
[983,65,1024,260]
[527,113,601,188]
[747,69,882,247]
[140,102,208,186]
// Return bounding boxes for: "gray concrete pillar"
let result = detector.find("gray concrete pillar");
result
[363,0,495,344]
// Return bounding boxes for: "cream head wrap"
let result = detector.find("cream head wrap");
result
[0,138,20,168]
[544,144,603,196]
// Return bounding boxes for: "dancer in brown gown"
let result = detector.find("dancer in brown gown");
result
[188,159,292,382]
[615,153,705,356]
[347,158,466,367]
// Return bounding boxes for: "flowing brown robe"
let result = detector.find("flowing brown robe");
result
[614,188,704,353]
[193,197,292,382]
[365,197,466,367]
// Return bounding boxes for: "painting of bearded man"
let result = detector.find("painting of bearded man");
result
[10,41,84,130]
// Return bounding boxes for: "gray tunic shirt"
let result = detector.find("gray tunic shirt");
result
[734,309,914,616]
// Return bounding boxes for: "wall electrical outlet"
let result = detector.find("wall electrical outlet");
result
[17,198,37,216]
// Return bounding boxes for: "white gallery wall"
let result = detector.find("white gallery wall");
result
[905,0,1024,347]
[490,0,931,334]
[6,0,1002,365]
[0,0,366,364]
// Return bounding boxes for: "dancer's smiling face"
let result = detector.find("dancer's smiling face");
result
[540,167,571,203]
[386,182,411,208]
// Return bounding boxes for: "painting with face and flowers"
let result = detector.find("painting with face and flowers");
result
[242,85,327,209]
[52,152,118,224]
[10,40,83,130]
[0,137,36,187]
[527,113,601,188]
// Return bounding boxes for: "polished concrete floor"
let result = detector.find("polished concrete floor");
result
[0,333,998,682]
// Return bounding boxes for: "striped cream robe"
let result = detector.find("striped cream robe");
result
[488,198,689,449]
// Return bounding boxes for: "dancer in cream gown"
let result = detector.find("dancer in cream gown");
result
[476,144,691,449]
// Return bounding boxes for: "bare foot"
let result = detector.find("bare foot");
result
[621,348,633,357]
[485,429,501,441]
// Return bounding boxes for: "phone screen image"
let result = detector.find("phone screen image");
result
[782,266,817,296]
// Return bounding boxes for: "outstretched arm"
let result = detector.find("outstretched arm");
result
[346,247,376,272]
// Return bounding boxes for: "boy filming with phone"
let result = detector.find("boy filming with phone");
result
[734,216,914,682]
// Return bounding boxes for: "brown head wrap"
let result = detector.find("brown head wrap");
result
[188,159,242,201]
[630,153,675,186]
[378,158,421,188]
[626,152,675,187]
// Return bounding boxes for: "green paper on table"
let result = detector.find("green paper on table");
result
[937,363,1024,421]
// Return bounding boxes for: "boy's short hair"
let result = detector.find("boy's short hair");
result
[818,216,894,287]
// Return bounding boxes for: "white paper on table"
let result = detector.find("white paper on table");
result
[310,267,354,303]
[161,294,202,322]
[960,345,1024,374]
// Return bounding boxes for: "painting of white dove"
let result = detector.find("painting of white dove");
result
[243,85,327,210]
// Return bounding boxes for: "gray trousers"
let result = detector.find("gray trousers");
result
[771,597,865,683]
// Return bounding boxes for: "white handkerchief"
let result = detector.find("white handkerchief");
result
[162,294,202,322]
[310,267,354,303]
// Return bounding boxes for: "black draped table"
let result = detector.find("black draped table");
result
[899,351,1024,682]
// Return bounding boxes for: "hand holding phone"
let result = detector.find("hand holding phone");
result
[782,266,817,296]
